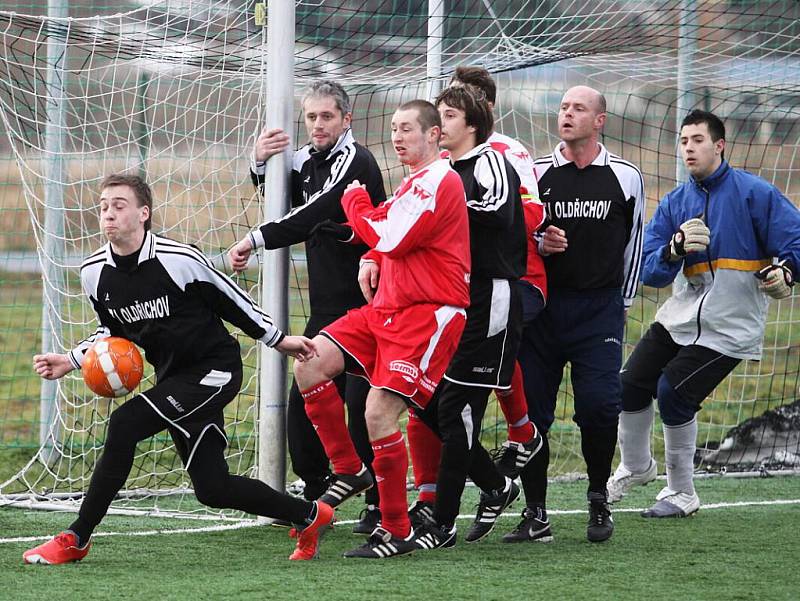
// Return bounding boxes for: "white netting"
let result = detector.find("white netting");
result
[1,0,799,516]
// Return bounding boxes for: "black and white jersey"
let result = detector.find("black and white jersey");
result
[450,142,527,281]
[534,142,645,306]
[69,232,283,380]
[250,129,386,315]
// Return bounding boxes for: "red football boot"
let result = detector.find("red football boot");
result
[289,501,334,560]
[23,532,91,565]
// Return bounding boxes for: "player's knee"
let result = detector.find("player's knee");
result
[362,390,402,439]
[574,399,620,430]
[656,376,697,426]
[292,356,317,387]
[192,478,229,509]
[621,381,653,413]
[104,402,145,450]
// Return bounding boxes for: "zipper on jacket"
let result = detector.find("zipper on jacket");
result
[693,184,713,344]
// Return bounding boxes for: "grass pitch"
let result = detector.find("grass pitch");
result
[2,476,799,601]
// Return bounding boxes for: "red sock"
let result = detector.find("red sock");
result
[496,362,536,442]
[407,409,441,503]
[301,380,361,475]
[372,431,410,539]
[509,421,535,443]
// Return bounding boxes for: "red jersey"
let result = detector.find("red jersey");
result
[341,159,471,312]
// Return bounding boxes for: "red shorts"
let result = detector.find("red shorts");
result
[321,303,466,409]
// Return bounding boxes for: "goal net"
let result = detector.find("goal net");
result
[1,0,799,517]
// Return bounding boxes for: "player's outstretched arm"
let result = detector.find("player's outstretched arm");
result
[228,237,253,273]
[275,335,318,362]
[33,353,74,380]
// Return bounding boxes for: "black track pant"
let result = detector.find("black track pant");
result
[418,380,506,529]
[69,397,312,543]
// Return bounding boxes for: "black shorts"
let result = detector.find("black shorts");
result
[444,278,522,389]
[622,322,740,409]
[138,362,243,468]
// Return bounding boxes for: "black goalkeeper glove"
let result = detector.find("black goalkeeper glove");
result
[307,220,354,247]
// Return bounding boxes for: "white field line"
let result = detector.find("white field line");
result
[2,497,799,545]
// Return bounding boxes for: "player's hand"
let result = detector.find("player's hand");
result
[755,261,794,299]
[667,217,710,261]
[358,260,380,303]
[33,353,74,380]
[345,180,366,195]
[228,238,254,273]
[254,127,291,163]
[540,225,568,255]
[275,335,318,362]
[307,220,354,247]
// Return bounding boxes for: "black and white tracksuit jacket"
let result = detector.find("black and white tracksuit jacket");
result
[69,231,282,381]
[250,129,386,316]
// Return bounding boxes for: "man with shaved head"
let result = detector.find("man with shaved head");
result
[502,85,645,543]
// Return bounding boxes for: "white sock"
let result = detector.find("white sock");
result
[618,403,655,474]
[663,418,697,495]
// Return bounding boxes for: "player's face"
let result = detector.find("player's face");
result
[303,95,351,153]
[558,88,605,143]
[391,108,438,170]
[438,102,475,156]
[680,122,724,180]
[99,185,149,247]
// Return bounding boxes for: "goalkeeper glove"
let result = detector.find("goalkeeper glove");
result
[663,217,710,262]
[307,220,354,247]
[755,260,795,299]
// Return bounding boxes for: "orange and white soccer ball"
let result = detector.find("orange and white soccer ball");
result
[81,337,144,398]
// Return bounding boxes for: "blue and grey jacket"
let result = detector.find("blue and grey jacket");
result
[641,160,800,359]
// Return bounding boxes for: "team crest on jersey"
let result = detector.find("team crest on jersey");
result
[411,183,432,201]
[389,360,419,381]
[512,150,531,161]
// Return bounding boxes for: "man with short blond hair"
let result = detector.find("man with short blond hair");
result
[293,100,472,558]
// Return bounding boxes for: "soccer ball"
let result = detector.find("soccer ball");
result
[81,337,144,398]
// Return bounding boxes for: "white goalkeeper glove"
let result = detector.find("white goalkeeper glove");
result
[755,260,795,300]
[664,217,710,262]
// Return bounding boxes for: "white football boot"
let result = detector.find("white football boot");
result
[641,486,700,518]
[607,458,657,503]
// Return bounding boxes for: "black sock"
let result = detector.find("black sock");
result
[520,430,549,508]
[580,424,618,497]
[66,521,91,547]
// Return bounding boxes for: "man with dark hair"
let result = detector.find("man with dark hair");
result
[506,85,645,544]
[450,66,498,105]
[99,174,154,230]
[24,175,332,565]
[608,109,800,518]
[293,100,471,558]
[410,85,527,549]
[406,69,547,524]
[228,80,385,533]
[450,67,546,471]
